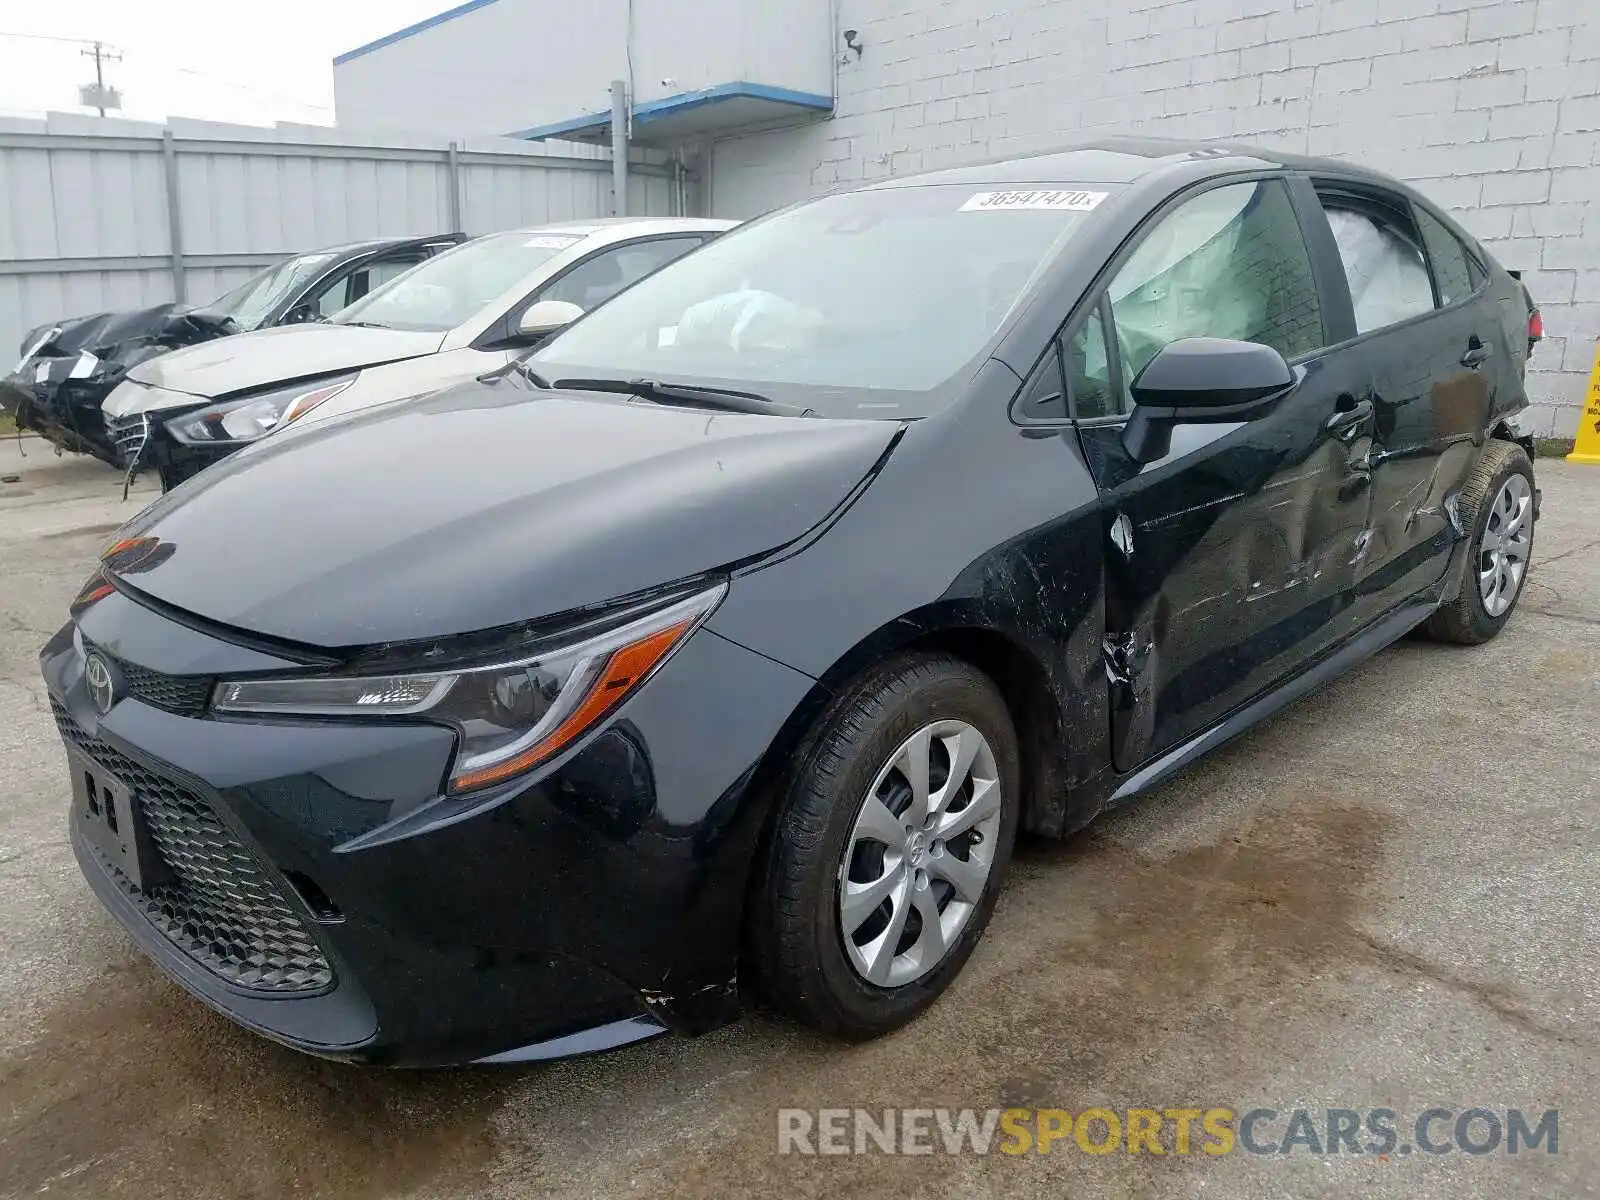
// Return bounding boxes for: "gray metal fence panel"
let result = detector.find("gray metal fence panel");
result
[0,114,674,355]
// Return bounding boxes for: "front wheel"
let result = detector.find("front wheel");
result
[1422,439,1536,644]
[746,653,1020,1039]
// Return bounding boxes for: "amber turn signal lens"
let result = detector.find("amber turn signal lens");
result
[448,619,691,792]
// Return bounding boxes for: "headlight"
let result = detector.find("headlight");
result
[166,376,356,445]
[213,584,725,793]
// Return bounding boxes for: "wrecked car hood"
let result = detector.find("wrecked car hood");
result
[15,303,231,366]
[108,324,446,413]
[3,304,242,462]
[108,381,899,646]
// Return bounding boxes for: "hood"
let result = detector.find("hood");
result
[20,303,193,358]
[110,324,445,412]
[11,304,233,390]
[109,380,900,646]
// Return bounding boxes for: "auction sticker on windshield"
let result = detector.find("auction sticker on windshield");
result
[960,190,1107,212]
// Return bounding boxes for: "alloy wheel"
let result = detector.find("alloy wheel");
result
[837,720,1003,987]
[1479,473,1532,618]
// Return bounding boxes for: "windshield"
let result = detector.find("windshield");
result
[200,252,337,330]
[333,231,581,332]
[533,184,1110,416]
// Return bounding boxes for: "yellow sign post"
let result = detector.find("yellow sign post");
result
[1569,339,1600,464]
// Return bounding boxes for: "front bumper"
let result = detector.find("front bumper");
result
[104,410,237,487]
[0,374,121,464]
[43,583,816,1065]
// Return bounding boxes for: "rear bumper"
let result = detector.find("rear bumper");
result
[43,584,815,1065]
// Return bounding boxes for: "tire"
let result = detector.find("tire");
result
[746,652,1020,1039]
[1422,439,1536,645]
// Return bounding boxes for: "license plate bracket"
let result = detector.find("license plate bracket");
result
[70,752,166,891]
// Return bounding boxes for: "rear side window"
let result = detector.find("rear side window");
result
[539,237,704,311]
[1107,179,1325,382]
[1415,207,1477,306]
[1320,198,1434,333]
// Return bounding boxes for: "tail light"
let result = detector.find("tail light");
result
[1527,308,1543,358]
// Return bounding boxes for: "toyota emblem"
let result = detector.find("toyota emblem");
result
[84,653,117,716]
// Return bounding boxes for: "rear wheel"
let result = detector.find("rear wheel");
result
[1422,440,1535,644]
[746,653,1019,1038]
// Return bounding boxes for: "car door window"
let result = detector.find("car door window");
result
[1106,179,1325,385]
[311,257,423,319]
[1319,199,1434,333]
[304,268,358,319]
[1414,207,1476,307]
[539,238,703,311]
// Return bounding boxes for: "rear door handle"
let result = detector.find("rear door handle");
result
[1326,397,1373,438]
[1461,342,1493,369]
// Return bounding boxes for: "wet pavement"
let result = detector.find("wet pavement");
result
[2,438,1596,1199]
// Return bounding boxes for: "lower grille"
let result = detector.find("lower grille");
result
[105,412,151,467]
[54,701,334,994]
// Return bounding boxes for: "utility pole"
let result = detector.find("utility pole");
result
[79,40,122,116]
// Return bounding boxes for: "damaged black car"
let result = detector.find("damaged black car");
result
[43,140,1539,1066]
[3,234,462,466]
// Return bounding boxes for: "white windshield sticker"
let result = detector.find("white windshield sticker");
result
[524,235,581,250]
[69,351,98,379]
[960,189,1107,213]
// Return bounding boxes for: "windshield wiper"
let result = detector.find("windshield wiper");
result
[552,376,815,418]
[338,320,392,330]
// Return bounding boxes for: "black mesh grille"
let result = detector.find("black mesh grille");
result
[54,700,334,994]
[87,645,214,717]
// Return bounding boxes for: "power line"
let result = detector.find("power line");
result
[0,31,124,116]
[0,30,107,48]
[0,33,332,119]
[170,66,333,113]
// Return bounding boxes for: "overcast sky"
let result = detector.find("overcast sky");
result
[0,1,450,126]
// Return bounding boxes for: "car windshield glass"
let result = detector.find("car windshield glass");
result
[333,232,581,332]
[199,252,338,330]
[533,184,1110,416]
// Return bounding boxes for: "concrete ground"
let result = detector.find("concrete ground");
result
[0,436,1596,1200]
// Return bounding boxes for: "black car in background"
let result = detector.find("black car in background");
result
[2,233,462,465]
[43,139,1539,1066]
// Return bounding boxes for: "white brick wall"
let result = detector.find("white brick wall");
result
[707,0,1600,437]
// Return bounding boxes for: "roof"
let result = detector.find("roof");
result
[498,218,738,240]
[335,0,505,65]
[872,137,1367,190]
[313,233,463,257]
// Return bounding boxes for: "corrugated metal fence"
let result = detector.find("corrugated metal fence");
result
[0,113,683,356]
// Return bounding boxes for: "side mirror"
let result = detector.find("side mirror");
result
[518,299,584,340]
[282,302,319,325]
[1122,337,1300,464]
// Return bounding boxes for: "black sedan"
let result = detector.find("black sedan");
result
[42,139,1539,1066]
[3,233,462,467]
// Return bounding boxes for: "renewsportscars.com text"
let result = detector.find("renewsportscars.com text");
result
[777,1106,1559,1158]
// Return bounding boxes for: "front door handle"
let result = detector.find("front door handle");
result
[1326,397,1373,438]
[1461,340,1493,369]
